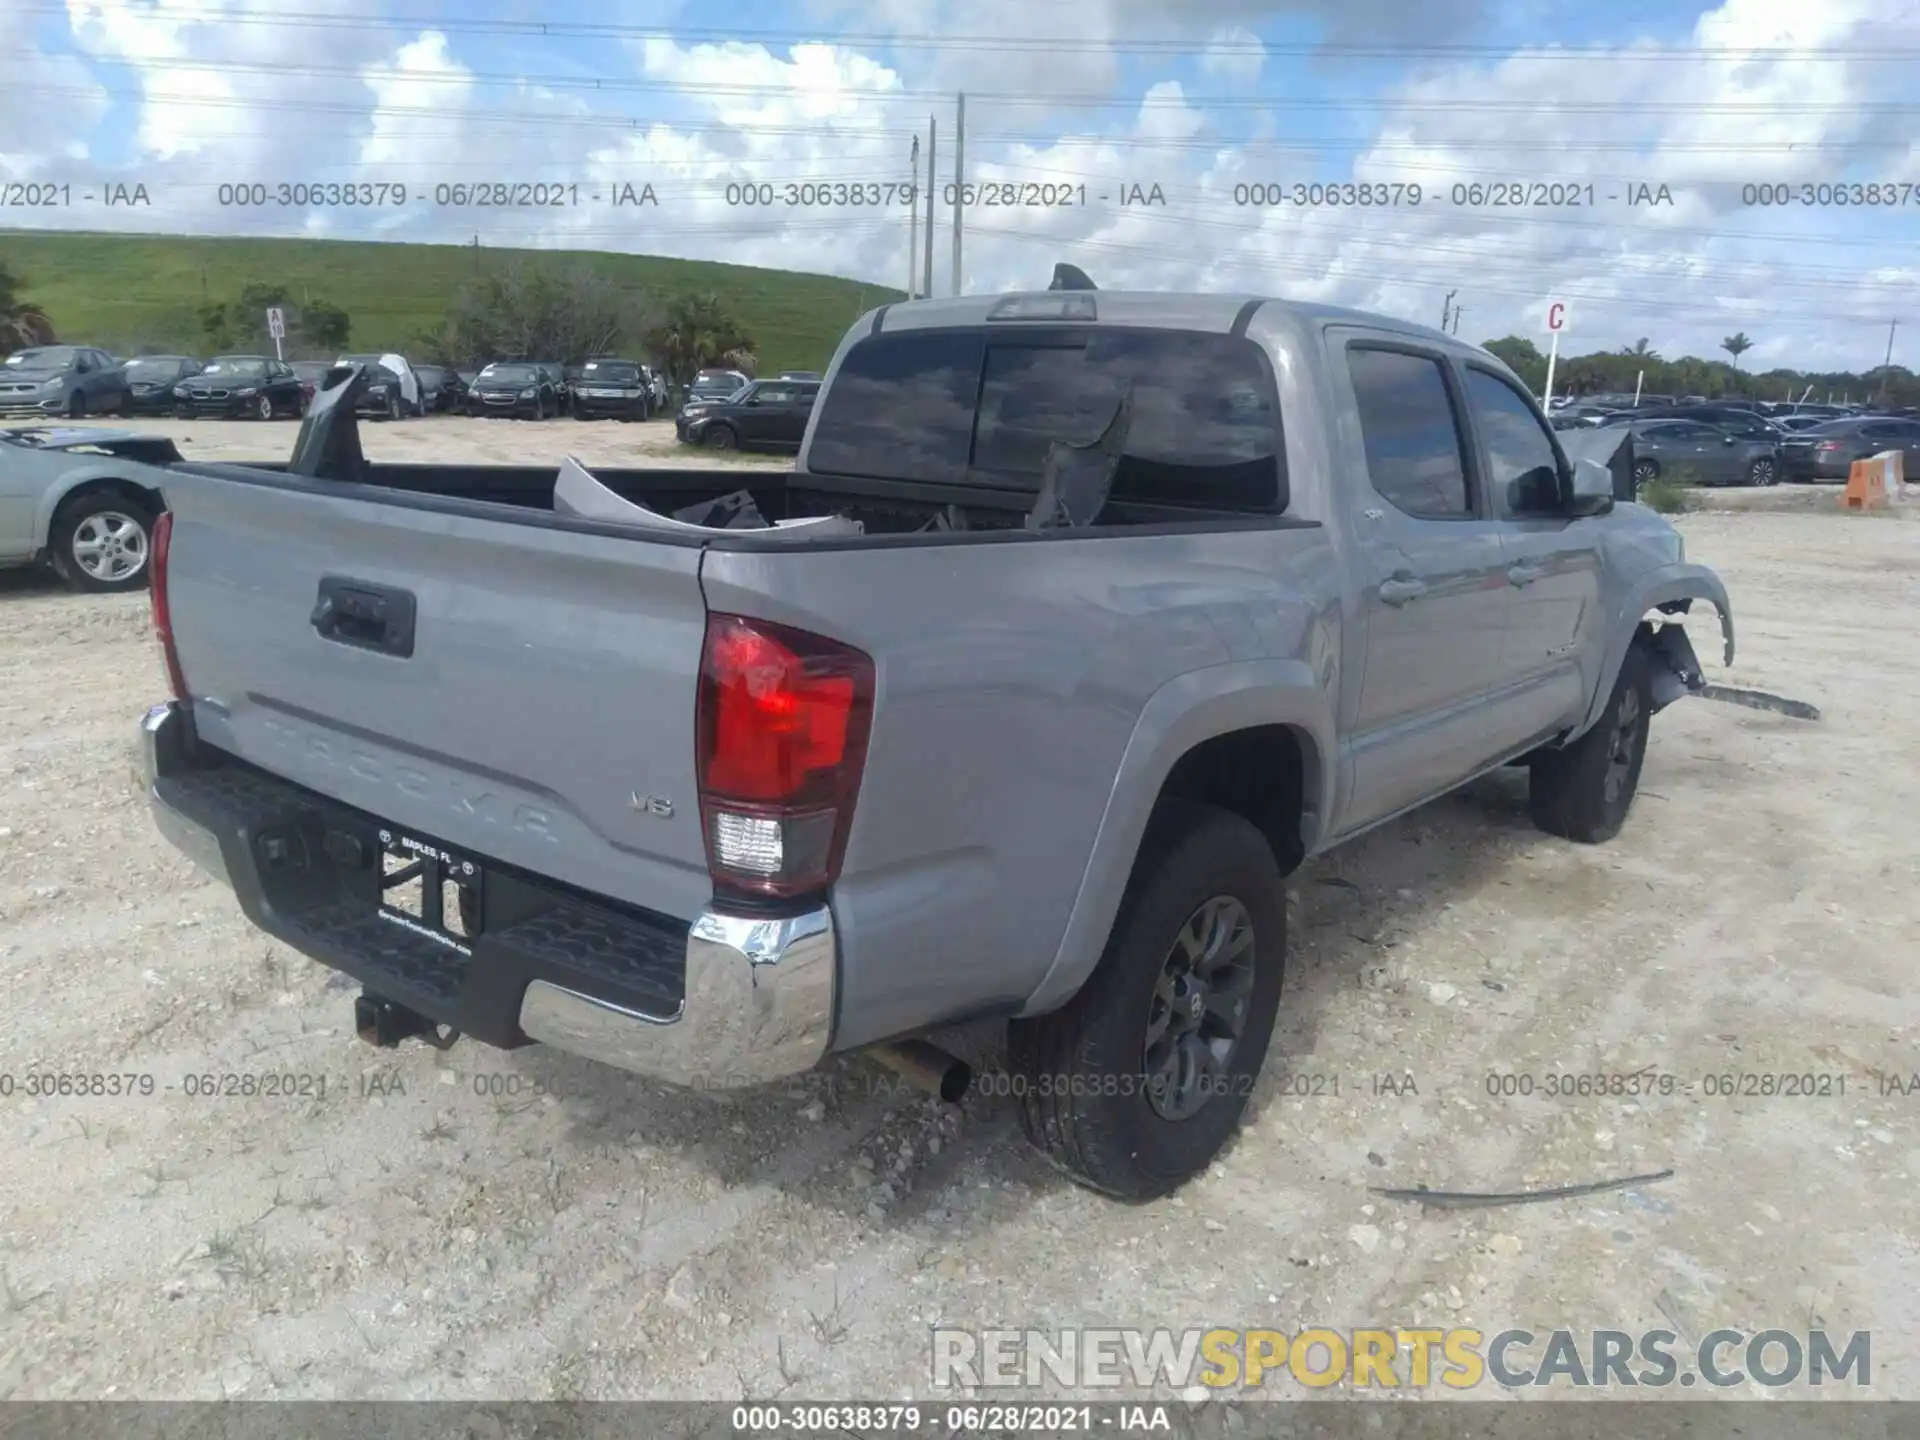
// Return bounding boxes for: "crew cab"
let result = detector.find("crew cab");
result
[134,289,1732,1198]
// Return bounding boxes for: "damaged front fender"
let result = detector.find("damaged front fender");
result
[1643,620,1705,713]
[1580,562,1735,736]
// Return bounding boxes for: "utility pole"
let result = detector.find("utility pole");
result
[907,135,920,299]
[951,93,966,298]
[1441,289,1456,332]
[923,116,938,299]
[1882,319,1898,397]
[1450,306,1462,337]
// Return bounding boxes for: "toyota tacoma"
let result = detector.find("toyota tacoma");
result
[133,282,1733,1198]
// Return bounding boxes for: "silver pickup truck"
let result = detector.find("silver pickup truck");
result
[136,283,1732,1198]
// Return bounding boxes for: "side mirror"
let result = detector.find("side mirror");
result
[1568,457,1615,516]
[746,395,762,406]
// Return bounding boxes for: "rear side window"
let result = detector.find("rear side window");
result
[1347,347,1472,518]
[805,331,985,487]
[807,327,1285,510]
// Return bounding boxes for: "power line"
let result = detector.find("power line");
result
[22,2,1920,60]
[37,54,1920,112]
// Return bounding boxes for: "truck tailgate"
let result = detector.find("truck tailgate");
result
[158,470,714,922]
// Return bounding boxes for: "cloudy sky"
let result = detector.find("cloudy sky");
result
[2,0,1918,370]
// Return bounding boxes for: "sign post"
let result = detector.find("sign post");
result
[1541,300,1567,408]
[266,306,285,362]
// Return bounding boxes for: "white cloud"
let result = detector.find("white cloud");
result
[1199,26,1265,85]
[0,0,1913,367]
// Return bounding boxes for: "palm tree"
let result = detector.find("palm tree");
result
[0,262,55,352]
[646,293,756,387]
[1621,337,1660,360]
[1720,332,1753,371]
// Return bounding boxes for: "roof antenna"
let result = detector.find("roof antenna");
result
[1049,263,1097,292]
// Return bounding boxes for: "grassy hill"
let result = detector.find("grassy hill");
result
[0,230,903,374]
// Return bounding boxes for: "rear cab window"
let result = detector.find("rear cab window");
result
[805,326,1287,514]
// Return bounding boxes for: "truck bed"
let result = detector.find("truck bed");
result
[168,458,1299,546]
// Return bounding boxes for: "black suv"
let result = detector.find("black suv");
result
[675,377,819,452]
[570,357,653,421]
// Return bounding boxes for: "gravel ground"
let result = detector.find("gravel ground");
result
[29,410,785,470]
[0,421,1916,1403]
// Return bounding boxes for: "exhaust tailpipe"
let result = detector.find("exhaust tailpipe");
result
[865,1038,972,1103]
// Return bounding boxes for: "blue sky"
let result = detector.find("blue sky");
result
[2,0,1917,370]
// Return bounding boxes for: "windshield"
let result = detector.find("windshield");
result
[4,347,76,370]
[480,364,536,383]
[201,358,268,377]
[583,362,639,382]
[125,358,188,379]
[338,354,386,365]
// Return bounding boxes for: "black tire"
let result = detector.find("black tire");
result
[254,393,275,421]
[387,392,402,422]
[67,392,86,419]
[1747,457,1777,487]
[1006,802,1286,1200]
[706,423,738,451]
[1632,458,1659,486]
[1529,643,1653,844]
[47,489,157,594]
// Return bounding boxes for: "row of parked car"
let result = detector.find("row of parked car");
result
[1546,393,1920,486]
[0,346,690,425]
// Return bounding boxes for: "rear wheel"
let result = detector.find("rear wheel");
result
[1747,456,1777,487]
[1529,644,1652,844]
[48,490,156,594]
[1007,802,1286,1199]
[1632,458,1659,487]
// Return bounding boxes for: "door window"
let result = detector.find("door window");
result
[1464,367,1564,517]
[1347,347,1473,519]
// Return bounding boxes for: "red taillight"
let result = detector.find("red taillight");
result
[1815,441,1843,452]
[696,613,874,900]
[149,509,189,701]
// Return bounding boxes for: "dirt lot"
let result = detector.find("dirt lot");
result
[33,410,781,471]
[0,419,1916,1404]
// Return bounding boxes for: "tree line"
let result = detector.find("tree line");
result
[1483,333,1919,407]
[0,258,762,387]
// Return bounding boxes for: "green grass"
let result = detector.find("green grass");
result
[0,229,902,374]
[1638,468,1692,514]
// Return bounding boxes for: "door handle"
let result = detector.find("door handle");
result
[1507,561,1545,587]
[1378,575,1427,606]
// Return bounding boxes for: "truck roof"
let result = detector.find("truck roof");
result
[868,291,1464,349]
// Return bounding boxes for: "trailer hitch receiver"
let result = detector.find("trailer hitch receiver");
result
[355,993,461,1050]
